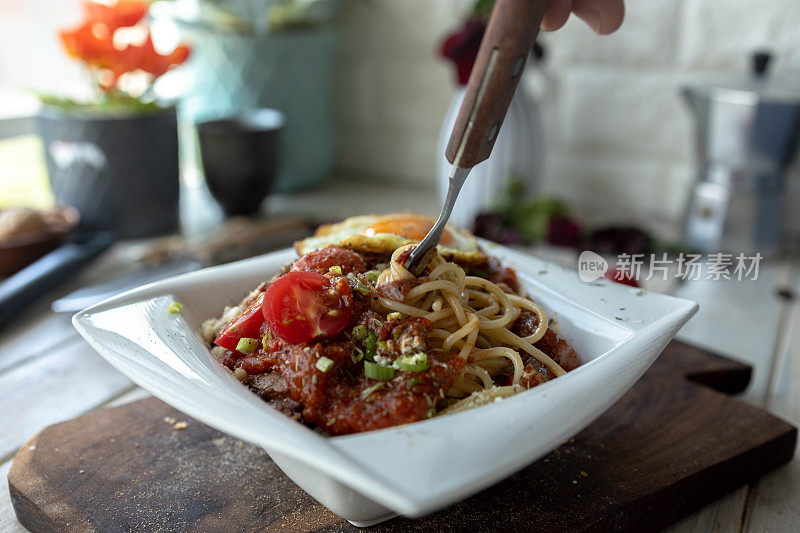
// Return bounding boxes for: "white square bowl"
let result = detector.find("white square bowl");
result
[73,244,697,526]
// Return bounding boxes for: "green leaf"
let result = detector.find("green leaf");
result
[471,0,495,20]
[489,174,526,217]
[509,197,568,242]
[487,173,571,242]
[36,92,165,115]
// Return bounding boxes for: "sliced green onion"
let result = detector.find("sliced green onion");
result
[395,352,429,372]
[353,280,371,296]
[261,332,272,350]
[352,324,368,341]
[387,312,402,321]
[364,361,395,381]
[351,347,364,364]
[316,356,334,372]
[363,331,378,361]
[406,377,423,389]
[328,265,343,276]
[376,340,387,352]
[236,337,259,353]
[365,270,380,283]
[167,302,183,314]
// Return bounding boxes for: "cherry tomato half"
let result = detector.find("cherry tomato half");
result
[262,271,353,344]
[214,292,266,351]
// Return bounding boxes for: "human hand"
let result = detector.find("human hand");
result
[541,0,625,35]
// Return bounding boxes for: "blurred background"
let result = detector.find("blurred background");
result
[2,0,799,235]
[1,0,800,300]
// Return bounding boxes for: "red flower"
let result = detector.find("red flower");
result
[83,0,147,30]
[440,19,486,85]
[58,0,190,93]
[59,21,116,68]
[546,215,582,248]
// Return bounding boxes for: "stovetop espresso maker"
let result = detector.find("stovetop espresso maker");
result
[682,52,800,256]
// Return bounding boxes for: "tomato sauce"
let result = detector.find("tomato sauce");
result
[510,309,581,388]
[213,247,579,435]
[218,312,463,435]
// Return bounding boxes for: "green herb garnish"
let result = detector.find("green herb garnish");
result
[353,280,371,296]
[316,357,334,372]
[407,377,423,389]
[394,352,429,372]
[352,325,368,341]
[236,337,259,353]
[363,331,378,361]
[364,361,394,381]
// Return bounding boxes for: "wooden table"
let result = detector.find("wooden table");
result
[1,183,798,531]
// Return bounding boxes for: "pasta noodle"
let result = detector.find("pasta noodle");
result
[375,245,565,412]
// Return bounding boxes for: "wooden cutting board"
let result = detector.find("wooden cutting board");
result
[7,341,797,532]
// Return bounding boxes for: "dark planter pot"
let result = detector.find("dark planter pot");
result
[37,106,180,238]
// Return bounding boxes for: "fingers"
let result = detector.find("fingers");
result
[540,0,626,35]
[572,0,625,35]
[540,0,573,32]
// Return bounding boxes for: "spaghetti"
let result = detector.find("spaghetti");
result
[376,245,565,412]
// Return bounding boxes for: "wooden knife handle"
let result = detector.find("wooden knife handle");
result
[445,0,550,168]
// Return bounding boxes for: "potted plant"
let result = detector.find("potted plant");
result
[153,0,348,192]
[37,0,191,238]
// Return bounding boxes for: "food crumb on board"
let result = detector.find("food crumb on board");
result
[163,416,176,425]
[173,421,188,430]
[572,480,577,484]
[581,471,588,477]
[79,470,85,474]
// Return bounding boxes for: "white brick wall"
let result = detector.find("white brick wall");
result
[334,0,469,182]
[333,0,800,230]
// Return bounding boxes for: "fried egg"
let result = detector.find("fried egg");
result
[295,213,486,264]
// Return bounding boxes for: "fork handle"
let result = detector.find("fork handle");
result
[445,0,550,169]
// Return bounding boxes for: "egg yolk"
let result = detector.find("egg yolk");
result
[364,216,454,246]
